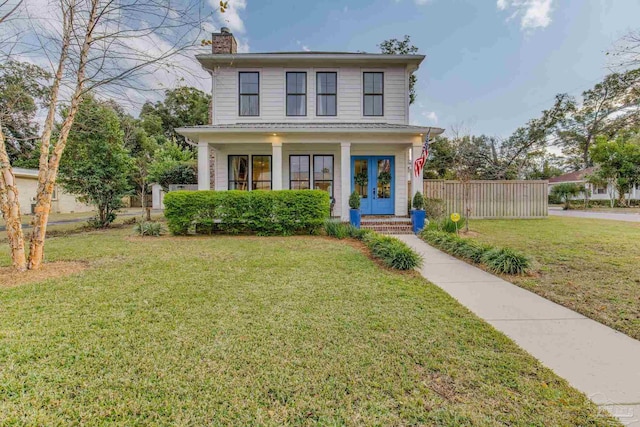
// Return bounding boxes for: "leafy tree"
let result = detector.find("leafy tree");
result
[379,35,418,104]
[556,69,640,169]
[550,183,585,210]
[140,87,211,148]
[59,97,133,227]
[590,131,640,207]
[0,61,51,162]
[148,139,197,191]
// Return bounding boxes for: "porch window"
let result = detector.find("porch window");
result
[289,155,310,189]
[239,72,259,116]
[313,155,333,196]
[316,72,337,116]
[252,155,272,190]
[286,72,306,116]
[228,155,249,190]
[363,72,383,116]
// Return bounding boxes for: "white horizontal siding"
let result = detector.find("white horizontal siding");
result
[212,66,408,125]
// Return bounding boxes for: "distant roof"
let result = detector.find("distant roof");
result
[196,52,426,71]
[12,167,38,178]
[548,167,597,183]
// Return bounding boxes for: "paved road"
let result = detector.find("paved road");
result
[398,234,640,426]
[0,210,162,232]
[549,208,640,222]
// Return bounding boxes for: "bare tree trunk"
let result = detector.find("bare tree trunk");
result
[0,123,27,271]
[28,0,97,270]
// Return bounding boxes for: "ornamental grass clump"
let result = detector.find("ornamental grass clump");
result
[363,233,422,270]
[419,230,530,275]
[134,221,165,237]
[481,247,531,275]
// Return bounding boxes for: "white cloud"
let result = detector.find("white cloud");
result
[296,40,310,52]
[423,111,438,123]
[212,0,247,34]
[496,0,554,30]
[414,0,432,5]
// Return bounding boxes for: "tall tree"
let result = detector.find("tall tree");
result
[379,35,419,104]
[59,97,133,227]
[0,0,227,271]
[556,69,640,170]
[0,61,51,162]
[590,131,640,207]
[140,87,211,148]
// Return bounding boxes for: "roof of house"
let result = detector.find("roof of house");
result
[196,52,426,71]
[548,167,597,183]
[177,122,444,140]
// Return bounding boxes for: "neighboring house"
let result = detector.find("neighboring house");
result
[176,28,443,220]
[13,168,94,215]
[548,167,640,201]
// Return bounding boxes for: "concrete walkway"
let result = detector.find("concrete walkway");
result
[549,208,640,222]
[396,234,640,426]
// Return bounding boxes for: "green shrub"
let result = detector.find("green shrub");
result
[362,233,422,270]
[424,198,445,221]
[419,230,530,275]
[164,190,330,236]
[349,190,361,209]
[441,216,466,233]
[324,219,352,239]
[412,191,425,210]
[134,221,165,237]
[481,247,531,275]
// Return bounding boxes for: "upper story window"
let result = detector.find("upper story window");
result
[363,72,383,116]
[316,72,337,116]
[239,72,259,116]
[286,72,307,116]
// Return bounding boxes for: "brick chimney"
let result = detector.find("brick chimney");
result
[211,27,237,54]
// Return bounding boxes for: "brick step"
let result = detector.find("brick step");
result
[361,224,414,235]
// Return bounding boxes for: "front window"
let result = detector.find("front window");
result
[228,155,249,190]
[313,155,333,196]
[289,155,310,190]
[252,155,272,190]
[316,72,337,116]
[363,72,383,116]
[286,72,307,116]
[239,72,259,116]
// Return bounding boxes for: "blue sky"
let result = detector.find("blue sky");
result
[217,0,640,138]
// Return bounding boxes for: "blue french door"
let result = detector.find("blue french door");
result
[351,156,394,215]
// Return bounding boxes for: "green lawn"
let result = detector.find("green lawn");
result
[0,229,616,425]
[469,216,640,340]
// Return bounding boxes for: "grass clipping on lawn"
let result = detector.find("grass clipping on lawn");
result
[0,229,617,425]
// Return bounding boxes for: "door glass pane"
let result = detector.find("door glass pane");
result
[377,159,391,199]
[354,159,368,199]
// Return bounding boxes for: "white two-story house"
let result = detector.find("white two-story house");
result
[177,28,443,220]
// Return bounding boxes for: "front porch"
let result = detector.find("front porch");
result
[177,123,444,220]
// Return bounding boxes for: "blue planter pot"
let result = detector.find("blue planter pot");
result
[411,209,426,234]
[349,209,361,229]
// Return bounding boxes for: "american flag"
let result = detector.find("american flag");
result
[413,129,431,178]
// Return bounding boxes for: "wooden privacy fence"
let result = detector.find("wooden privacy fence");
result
[423,180,548,219]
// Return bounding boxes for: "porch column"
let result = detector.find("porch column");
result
[340,142,351,221]
[197,142,211,191]
[411,142,423,203]
[272,142,283,190]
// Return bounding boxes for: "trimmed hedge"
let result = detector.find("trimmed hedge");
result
[164,190,330,236]
[324,219,421,270]
[420,230,530,275]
